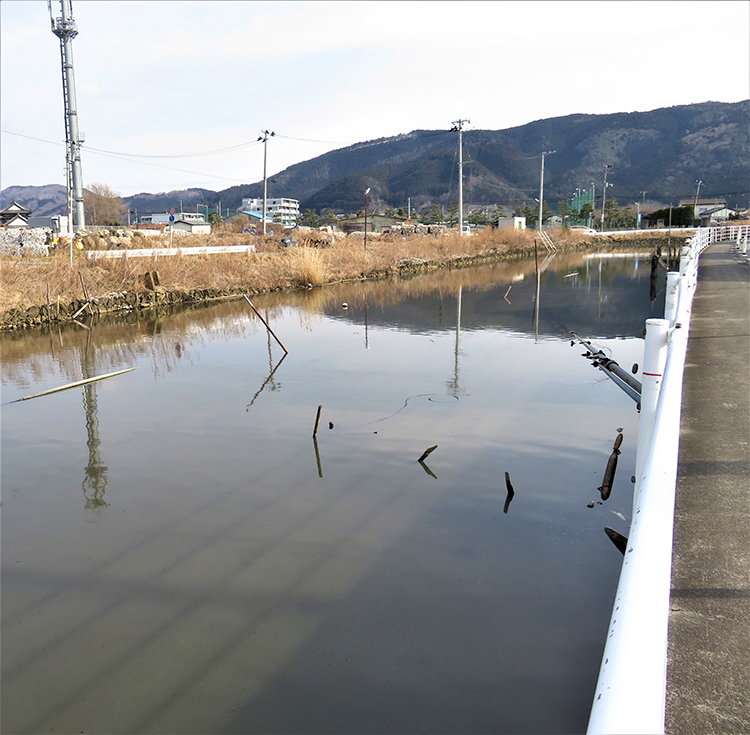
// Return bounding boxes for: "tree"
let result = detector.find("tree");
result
[322,210,338,226]
[490,205,506,222]
[578,202,594,226]
[298,209,321,227]
[397,207,405,218]
[384,205,396,217]
[84,183,128,226]
[446,201,460,226]
[207,211,223,227]
[557,200,572,228]
[467,207,490,226]
[419,203,444,224]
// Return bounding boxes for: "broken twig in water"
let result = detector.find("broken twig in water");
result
[243,295,289,354]
[599,432,623,501]
[418,459,437,479]
[8,368,136,403]
[504,471,515,513]
[313,405,323,437]
[418,445,438,463]
[504,285,512,304]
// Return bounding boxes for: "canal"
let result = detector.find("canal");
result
[2,251,663,734]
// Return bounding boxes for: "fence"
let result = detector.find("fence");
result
[586,224,749,734]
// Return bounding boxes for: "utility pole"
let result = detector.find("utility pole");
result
[600,164,612,231]
[538,150,555,231]
[408,197,411,221]
[50,0,85,232]
[258,130,275,235]
[364,188,370,251]
[693,180,704,220]
[451,119,469,234]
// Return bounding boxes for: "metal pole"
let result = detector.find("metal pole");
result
[452,119,469,234]
[51,0,85,231]
[364,188,370,251]
[538,151,555,231]
[600,164,611,231]
[634,318,669,507]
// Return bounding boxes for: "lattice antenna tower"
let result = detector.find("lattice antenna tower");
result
[49,0,85,231]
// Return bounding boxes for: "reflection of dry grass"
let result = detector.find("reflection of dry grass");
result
[1,228,677,314]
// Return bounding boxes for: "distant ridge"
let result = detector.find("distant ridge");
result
[3,100,747,217]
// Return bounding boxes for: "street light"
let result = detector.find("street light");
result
[364,188,371,251]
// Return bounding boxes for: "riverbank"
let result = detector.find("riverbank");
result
[0,228,683,331]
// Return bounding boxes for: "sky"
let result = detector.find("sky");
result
[2,0,749,198]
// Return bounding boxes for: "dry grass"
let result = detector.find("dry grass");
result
[0,227,667,314]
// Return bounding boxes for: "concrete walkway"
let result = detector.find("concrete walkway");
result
[667,240,750,734]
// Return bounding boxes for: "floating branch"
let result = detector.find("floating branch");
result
[504,471,515,514]
[598,433,624,501]
[313,405,323,438]
[9,368,137,403]
[604,527,628,555]
[243,295,288,354]
[418,445,438,463]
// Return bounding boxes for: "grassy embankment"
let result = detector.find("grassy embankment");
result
[0,227,679,320]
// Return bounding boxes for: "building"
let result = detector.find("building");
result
[698,205,736,225]
[678,198,727,219]
[140,212,207,225]
[172,218,211,235]
[0,200,31,227]
[240,198,299,226]
[494,216,526,230]
[340,214,406,234]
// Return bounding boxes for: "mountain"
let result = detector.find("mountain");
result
[3,101,748,217]
[0,184,69,217]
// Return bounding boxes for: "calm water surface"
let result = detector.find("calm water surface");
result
[2,253,663,734]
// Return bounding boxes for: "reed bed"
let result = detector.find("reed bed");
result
[0,228,668,314]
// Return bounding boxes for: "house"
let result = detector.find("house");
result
[341,214,407,234]
[240,198,299,226]
[678,198,727,219]
[172,218,211,235]
[0,200,32,227]
[240,211,279,229]
[698,205,736,225]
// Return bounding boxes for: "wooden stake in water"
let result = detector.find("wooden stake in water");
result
[8,368,136,403]
[243,295,288,354]
[313,405,323,437]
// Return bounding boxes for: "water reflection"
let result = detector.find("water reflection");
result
[1,253,661,735]
[80,335,108,513]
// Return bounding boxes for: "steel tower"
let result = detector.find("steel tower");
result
[49,0,85,231]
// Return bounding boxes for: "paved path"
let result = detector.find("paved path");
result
[667,240,750,734]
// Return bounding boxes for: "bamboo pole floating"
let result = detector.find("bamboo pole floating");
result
[313,436,323,478]
[418,445,438,463]
[243,295,288,354]
[8,368,136,403]
[313,405,322,437]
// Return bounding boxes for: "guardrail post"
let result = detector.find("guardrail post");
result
[664,272,681,327]
[634,318,669,509]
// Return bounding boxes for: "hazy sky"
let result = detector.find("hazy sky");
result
[2,0,748,197]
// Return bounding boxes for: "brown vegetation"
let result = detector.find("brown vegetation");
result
[0,228,676,316]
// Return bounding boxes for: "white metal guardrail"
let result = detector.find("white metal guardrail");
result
[86,244,256,259]
[586,224,749,734]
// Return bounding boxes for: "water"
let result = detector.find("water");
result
[1,252,663,734]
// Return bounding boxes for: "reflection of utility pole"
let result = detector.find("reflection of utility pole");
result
[364,296,369,349]
[448,285,462,395]
[80,338,108,511]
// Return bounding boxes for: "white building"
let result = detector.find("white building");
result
[140,212,207,225]
[240,197,299,226]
